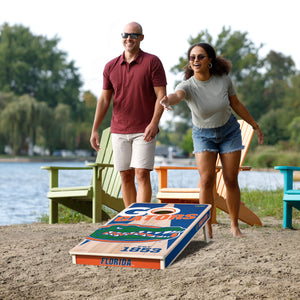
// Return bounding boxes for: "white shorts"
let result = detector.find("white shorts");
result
[111,133,156,171]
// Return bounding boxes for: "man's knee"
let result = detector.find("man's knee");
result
[135,168,150,183]
[120,169,135,184]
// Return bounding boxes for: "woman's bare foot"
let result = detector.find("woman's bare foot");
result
[231,225,245,238]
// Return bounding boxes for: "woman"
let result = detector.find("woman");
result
[160,43,264,238]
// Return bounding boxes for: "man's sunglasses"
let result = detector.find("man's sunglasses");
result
[121,33,142,39]
[189,55,207,61]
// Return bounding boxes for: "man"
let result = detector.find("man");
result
[90,22,167,207]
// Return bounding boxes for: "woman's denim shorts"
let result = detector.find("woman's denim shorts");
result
[192,114,244,154]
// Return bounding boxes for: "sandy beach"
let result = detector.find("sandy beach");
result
[1,216,299,300]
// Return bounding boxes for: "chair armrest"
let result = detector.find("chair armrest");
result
[41,166,93,189]
[154,166,198,190]
[274,166,300,191]
[41,166,92,170]
[154,166,198,171]
[275,166,300,171]
[86,163,114,168]
[154,164,252,190]
[239,166,251,171]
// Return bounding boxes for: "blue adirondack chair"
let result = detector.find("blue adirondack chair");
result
[275,166,300,229]
[42,128,124,224]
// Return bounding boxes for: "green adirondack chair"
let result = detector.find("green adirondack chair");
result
[41,127,124,224]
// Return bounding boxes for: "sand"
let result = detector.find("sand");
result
[0,216,299,300]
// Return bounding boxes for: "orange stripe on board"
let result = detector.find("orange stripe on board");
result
[74,255,162,269]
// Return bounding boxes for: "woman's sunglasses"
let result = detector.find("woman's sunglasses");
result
[189,55,207,61]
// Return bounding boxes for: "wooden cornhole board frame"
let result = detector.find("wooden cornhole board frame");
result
[69,203,211,270]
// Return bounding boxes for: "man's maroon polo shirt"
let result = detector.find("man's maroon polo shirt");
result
[103,50,167,134]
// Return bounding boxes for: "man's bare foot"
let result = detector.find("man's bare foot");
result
[231,226,245,238]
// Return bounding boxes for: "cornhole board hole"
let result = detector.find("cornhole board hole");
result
[69,203,211,269]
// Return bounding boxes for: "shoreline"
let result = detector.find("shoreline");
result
[0,156,277,171]
[0,156,94,163]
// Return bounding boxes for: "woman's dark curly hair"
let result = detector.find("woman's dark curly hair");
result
[184,43,232,80]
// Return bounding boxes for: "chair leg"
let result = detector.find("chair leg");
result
[211,205,217,224]
[203,224,210,243]
[49,199,58,224]
[93,191,103,223]
[283,201,293,229]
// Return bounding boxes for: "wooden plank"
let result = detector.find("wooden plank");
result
[157,192,199,200]
[47,189,90,198]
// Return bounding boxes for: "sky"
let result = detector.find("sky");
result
[1,0,300,100]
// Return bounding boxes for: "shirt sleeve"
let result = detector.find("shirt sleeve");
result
[227,76,236,96]
[151,56,167,87]
[103,63,113,90]
[175,80,190,100]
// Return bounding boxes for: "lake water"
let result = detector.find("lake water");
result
[0,161,299,226]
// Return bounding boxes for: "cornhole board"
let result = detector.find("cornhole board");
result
[69,203,211,270]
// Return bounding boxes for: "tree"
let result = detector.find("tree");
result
[0,94,47,154]
[263,51,296,83]
[258,108,290,145]
[0,23,82,117]
[288,116,300,150]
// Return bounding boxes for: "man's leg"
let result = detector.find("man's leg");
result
[131,134,156,203]
[120,169,136,207]
[111,133,136,207]
[135,168,152,203]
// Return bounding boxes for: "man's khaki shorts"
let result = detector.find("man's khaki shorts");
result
[111,133,156,171]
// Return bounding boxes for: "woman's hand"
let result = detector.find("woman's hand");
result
[160,96,172,111]
[255,127,264,145]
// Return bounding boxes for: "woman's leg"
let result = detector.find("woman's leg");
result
[220,150,244,237]
[195,151,218,238]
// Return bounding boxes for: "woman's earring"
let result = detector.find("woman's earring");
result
[188,64,192,70]
[208,63,212,69]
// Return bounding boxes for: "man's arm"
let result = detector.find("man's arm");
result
[90,89,113,151]
[143,86,166,142]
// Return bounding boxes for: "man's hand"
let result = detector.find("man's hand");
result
[90,131,100,151]
[143,124,158,142]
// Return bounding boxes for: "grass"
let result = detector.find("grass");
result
[38,205,115,224]
[38,188,300,227]
[38,206,92,224]
[223,188,299,229]
[240,188,286,219]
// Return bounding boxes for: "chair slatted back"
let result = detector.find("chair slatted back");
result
[95,128,121,198]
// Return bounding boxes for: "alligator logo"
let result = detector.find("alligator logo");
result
[85,224,185,243]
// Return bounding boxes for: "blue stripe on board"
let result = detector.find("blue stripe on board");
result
[164,212,209,268]
[167,204,208,249]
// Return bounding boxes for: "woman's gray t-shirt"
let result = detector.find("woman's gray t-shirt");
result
[175,75,236,128]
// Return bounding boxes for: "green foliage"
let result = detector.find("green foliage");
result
[0,24,115,155]
[258,109,290,145]
[288,117,300,149]
[38,205,92,223]
[240,188,288,219]
[0,23,82,115]
[263,50,296,82]
[0,94,46,154]
[2,23,300,159]
[244,146,300,168]
[180,128,193,154]
[38,204,117,224]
